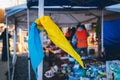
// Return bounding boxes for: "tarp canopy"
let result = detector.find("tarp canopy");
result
[5,1,120,57]
[27,0,119,9]
[5,3,120,30]
[6,0,120,28]
[106,3,120,12]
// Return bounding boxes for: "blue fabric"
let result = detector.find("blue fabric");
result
[103,19,120,57]
[28,22,44,78]
[103,19,120,47]
[27,0,118,9]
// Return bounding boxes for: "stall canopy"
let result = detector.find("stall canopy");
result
[5,4,120,29]
[6,0,120,29]
[106,3,120,12]
[5,1,120,57]
[27,0,119,9]
[6,1,120,49]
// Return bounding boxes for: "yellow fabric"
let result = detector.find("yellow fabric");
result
[36,16,84,68]
[35,19,43,30]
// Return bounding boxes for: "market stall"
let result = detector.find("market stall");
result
[5,0,120,80]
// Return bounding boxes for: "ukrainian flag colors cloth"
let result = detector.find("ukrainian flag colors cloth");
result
[28,23,44,78]
[36,16,84,68]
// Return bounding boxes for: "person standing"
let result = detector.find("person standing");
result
[65,27,76,44]
[72,23,88,57]
[65,27,72,41]
[0,28,12,61]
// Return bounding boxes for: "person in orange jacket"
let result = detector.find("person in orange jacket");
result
[72,23,88,57]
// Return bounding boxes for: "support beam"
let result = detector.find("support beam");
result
[11,19,17,80]
[6,16,10,80]
[37,0,44,80]
[27,8,31,80]
[101,10,104,54]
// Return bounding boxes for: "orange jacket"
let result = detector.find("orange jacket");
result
[76,30,88,48]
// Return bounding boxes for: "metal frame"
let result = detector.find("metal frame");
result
[37,1,44,80]
[6,16,10,80]
[27,8,31,80]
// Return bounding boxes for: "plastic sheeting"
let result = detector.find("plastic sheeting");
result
[104,19,120,46]
[103,19,120,58]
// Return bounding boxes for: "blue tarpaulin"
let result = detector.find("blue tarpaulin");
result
[104,19,120,47]
[103,19,120,58]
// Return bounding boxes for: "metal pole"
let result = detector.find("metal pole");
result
[27,8,31,80]
[38,0,44,18]
[37,0,44,80]
[6,16,10,80]
[11,25,16,80]
[101,10,104,53]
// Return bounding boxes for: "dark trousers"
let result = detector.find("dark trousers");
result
[1,46,11,61]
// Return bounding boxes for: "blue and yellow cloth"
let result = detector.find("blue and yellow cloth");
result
[28,16,84,79]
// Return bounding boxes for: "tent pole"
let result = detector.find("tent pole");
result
[37,0,44,80]
[27,8,31,80]
[11,20,17,80]
[6,16,10,80]
[101,10,104,55]
[11,28,15,80]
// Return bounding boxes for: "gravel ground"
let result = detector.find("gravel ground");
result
[0,61,7,80]
[14,54,36,80]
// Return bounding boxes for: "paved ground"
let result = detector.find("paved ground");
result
[0,42,7,80]
[14,53,36,80]
[0,53,36,80]
[0,41,36,80]
[0,61,7,80]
